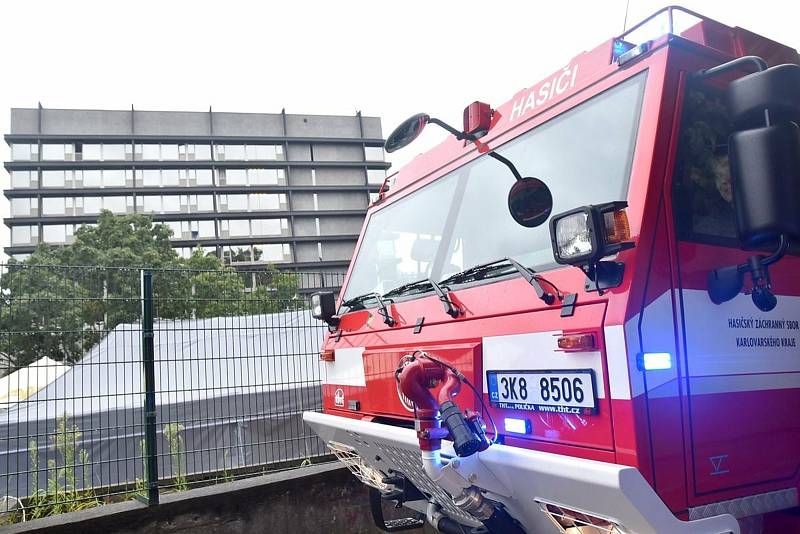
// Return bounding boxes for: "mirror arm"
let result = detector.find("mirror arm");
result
[693,55,767,81]
[760,234,789,267]
[708,235,789,309]
[427,117,466,139]
[425,116,525,181]
[486,151,523,181]
[732,234,789,275]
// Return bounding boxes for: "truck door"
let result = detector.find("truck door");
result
[670,81,800,500]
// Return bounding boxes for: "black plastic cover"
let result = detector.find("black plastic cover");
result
[729,122,800,247]
[707,265,744,304]
[727,64,800,129]
[439,400,483,458]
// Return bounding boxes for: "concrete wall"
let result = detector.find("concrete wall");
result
[312,143,363,162]
[316,168,366,186]
[44,109,132,136]
[320,216,365,235]
[322,242,357,262]
[295,242,321,263]
[287,144,312,162]
[212,113,283,137]
[9,108,383,139]
[0,464,434,534]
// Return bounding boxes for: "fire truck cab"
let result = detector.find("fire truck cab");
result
[304,7,800,533]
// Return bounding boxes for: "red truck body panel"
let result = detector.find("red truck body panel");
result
[319,11,800,521]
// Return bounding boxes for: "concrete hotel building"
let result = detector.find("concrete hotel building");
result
[3,106,389,284]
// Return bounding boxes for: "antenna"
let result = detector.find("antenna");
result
[622,0,630,32]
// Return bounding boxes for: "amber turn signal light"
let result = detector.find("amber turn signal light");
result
[557,333,596,352]
[319,349,335,362]
[603,208,631,245]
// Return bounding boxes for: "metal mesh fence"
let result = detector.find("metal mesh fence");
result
[0,264,342,523]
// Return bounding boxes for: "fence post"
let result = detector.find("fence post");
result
[139,270,159,505]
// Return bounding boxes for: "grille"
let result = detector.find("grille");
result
[327,441,390,492]
[537,500,629,534]
[326,438,480,527]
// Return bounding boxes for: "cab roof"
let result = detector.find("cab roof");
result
[379,5,798,201]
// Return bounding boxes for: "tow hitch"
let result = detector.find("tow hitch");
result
[368,474,426,532]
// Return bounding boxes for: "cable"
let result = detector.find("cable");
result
[394,350,499,445]
[416,352,499,445]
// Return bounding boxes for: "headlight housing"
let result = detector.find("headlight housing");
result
[310,291,339,327]
[552,209,596,263]
[549,201,633,266]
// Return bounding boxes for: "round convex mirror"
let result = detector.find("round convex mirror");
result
[507,177,553,228]
[385,113,430,153]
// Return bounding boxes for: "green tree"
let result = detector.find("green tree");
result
[0,212,300,366]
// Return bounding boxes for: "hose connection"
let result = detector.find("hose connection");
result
[396,353,525,533]
[396,352,490,455]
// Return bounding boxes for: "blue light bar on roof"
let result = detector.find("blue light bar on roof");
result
[617,41,652,66]
[612,39,636,62]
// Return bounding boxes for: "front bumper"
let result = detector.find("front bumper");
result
[304,411,740,534]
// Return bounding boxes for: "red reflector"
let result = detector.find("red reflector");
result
[320,349,335,362]
[557,333,596,351]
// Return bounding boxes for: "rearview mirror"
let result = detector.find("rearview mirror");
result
[729,122,800,248]
[726,63,800,247]
[507,177,553,228]
[702,61,800,310]
[385,113,430,153]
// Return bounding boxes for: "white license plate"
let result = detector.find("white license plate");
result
[487,370,598,415]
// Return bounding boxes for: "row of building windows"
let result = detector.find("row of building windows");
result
[10,142,386,163]
[9,168,290,189]
[8,167,386,189]
[10,216,294,246]
[9,239,356,266]
[11,242,295,265]
[10,143,286,162]
[9,192,291,217]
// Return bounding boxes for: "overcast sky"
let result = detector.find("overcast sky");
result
[1,0,798,255]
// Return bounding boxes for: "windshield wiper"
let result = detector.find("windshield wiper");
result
[429,278,460,318]
[340,292,396,326]
[383,278,460,318]
[382,278,434,299]
[440,257,556,305]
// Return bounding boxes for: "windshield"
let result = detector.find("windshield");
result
[343,72,647,302]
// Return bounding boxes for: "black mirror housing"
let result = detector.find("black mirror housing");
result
[507,177,553,228]
[727,64,800,130]
[385,113,430,153]
[729,122,800,248]
[311,291,339,327]
[707,265,744,305]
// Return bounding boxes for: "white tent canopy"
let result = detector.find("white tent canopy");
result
[0,357,69,409]
[1,309,328,498]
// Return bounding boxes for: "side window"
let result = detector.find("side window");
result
[672,86,738,244]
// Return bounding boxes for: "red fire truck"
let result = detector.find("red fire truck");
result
[304,7,800,533]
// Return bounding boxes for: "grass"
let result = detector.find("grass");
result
[23,413,100,521]
[163,423,188,492]
[1,415,331,525]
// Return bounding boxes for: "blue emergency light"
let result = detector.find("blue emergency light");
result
[504,418,531,434]
[638,352,673,371]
